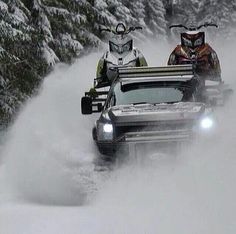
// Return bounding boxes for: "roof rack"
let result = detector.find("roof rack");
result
[118,65,194,82]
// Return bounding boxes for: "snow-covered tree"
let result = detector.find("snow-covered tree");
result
[144,0,167,38]
[0,0,235,126]
[0,0,101,125]
[198,0,236,40]
[122,0,145,26]
[170,0,199,26]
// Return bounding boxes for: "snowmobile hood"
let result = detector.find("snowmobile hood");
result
[107,102,206,124]
[106,49,137,66]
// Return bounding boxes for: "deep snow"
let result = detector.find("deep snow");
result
[0,41,236,234]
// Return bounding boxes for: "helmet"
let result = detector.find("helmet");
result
[181,31,205,48]
[109,35,133,55]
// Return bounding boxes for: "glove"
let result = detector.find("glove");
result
[89,88,98,98]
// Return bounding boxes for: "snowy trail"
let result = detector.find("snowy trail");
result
[1,42,236,234]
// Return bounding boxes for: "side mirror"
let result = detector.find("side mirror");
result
[81,96,92,115]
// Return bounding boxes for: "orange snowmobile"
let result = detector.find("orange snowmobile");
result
[168,23,221,82]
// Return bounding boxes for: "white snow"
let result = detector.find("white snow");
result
[0,0,8,12]
[40,13,52,33]
[11,6,28,24]
[33,0,42,11]
[60,33,83,53]
[95,0,108,9]
[72,13,86,24]
[0,41,236,234]
[46,6,70,16]
[0,46,5,54]
[0,20,31,41]
[42,42,60,66]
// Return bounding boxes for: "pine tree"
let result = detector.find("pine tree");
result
[122,0,145,26]
[198,0,235,40]
[0,0,235,126]
[144,0,167,37]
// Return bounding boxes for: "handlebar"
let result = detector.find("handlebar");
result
[202,23,218,29]
[99,23,142,35]
[169,22,218,31]
[169,24,188,30]
[99,28,112,33]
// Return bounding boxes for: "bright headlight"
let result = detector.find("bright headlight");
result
[200,117,214,129]
[103,123,113,133]
[98,123,113,141]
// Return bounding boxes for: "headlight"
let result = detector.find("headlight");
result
[200,117,214,129]
[103,123,113,133]
[98,123,113,141]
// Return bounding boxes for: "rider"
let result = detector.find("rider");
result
[168,27,222,82]
[96,39,147,87]
[94,23,148,89]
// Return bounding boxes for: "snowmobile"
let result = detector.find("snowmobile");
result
[168,22,233,104]
[93,23,148,89]
[168,23,221,82]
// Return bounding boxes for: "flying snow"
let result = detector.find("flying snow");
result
[0,41,236,234]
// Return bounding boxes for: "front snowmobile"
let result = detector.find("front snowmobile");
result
[92,23,147,90]
[82,23,148,114]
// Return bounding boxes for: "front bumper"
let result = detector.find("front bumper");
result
[96,129,194,156]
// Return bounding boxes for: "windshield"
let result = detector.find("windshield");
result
[108,82,194,106]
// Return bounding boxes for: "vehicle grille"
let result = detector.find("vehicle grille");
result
[114,120,195,142]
